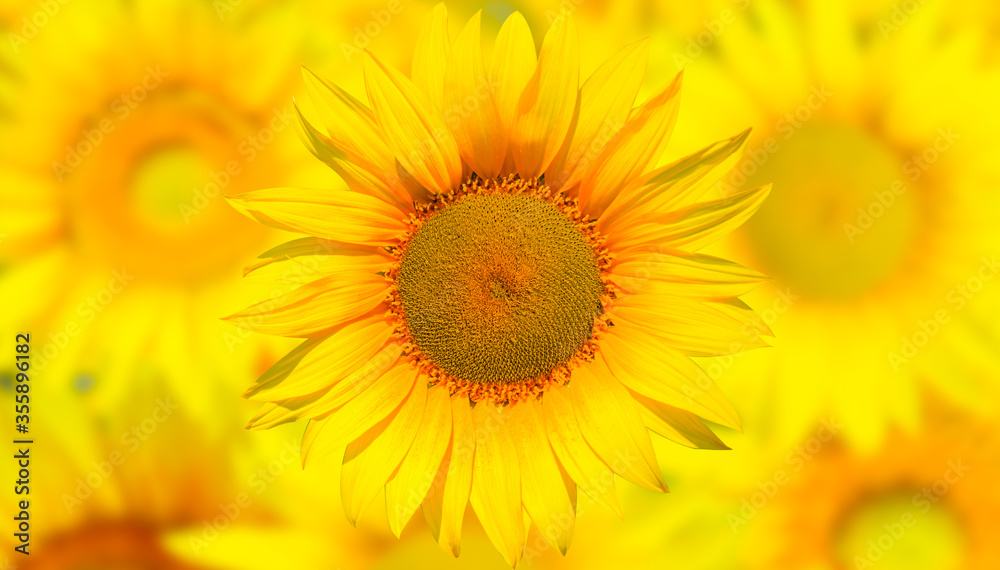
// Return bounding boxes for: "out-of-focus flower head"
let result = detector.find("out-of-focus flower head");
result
[743,404,1000,570]
[0,0,343,422]
[596,0,1000,450]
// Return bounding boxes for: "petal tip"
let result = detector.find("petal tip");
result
[439,539,461,558]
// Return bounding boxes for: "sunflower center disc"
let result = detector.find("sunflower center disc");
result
[741,123,918,300]
[397,190,604,385]
[835,492,965,570]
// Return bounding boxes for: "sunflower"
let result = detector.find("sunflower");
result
[539,404,1000,570]
[0,0,344,421]
[0,356,377,570]
[0,375,245,569]
[612,0,1000,449]
[229,4,771,566]
[742,405,1000,570]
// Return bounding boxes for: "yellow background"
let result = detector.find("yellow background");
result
[1,0,999,568]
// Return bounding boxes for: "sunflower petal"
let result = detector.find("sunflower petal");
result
[364,51,463,193]
[469,403,525,566]
[577,72,683,216]
[547,38,650,191]
[610,247,768,299]
[509,14,579,179]
[385,386,452,537]
[489,11,536,143]
[224,274,388,337]
[243,238,392,280]
[508,400,575,554]
[302,67,377,149]
[599,329,742,430]
[613,289,772,356]
[294,101,414,209]
[422,394,475,556]
[245,343,401,430]
[420,446,449,545]
[300,361,418,465]
[412,2,450,108]
[633,393,729,450]
[242,336,324,397]
[226,186,407,246]
[245,314,393,401]
[541,388,623,517]
[300,70,414,206]
[341,382,427,525]
[244,402,296,431]
[565,363,668,493]
[444,11,507,178]
[602,128,752,228]
[292,342,404,416]
[612,184,772,251]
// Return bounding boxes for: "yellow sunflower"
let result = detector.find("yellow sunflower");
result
[0,360,374,570]
[0,0,342,421]
[0,375,246,569]
[743,405,1000,570]
[229,4,771,566]
[622,0,1000,449]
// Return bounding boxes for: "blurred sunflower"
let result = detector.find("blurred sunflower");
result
[0,367,374,570]
[0,0,342,420]
[743,405,1000,570]
[230,4,771,566]
[636,0,1000,448]
[0,376,250,569]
